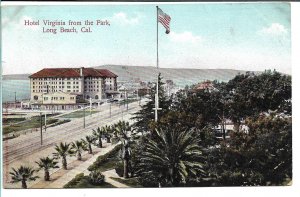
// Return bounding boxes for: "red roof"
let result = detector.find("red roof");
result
[29,68,117,78]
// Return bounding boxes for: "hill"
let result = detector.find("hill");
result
[2,65,257,87]
[95,65,255,87]
[2,74,30,80]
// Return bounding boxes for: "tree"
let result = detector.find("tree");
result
[9,166,39,188]
[53,142,74,170]
[83,135,95,154]
[114,121,131,178]
[132,73,171,134]
[225,71,291,131]
[35,157,59,181]
[205,114,292,186]
[103,125,112,143]
[135,125,205,187]
[92,127,104,148]
[71,140,87,161]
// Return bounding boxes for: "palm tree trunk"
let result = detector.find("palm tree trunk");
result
[123,158,129,178]
[88,144,92,154]
[44,170,50,181]
[77,152,82,161]
[62,157,67,170]
[107,137,111,143]
[21,179,27,189]
[98,137,102,148]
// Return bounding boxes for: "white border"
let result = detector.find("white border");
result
[1,1,300,197]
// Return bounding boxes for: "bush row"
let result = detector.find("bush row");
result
[87,143,122,171]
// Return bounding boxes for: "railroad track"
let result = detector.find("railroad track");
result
[3,103,139,165]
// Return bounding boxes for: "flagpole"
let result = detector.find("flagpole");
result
[155,6,159,122]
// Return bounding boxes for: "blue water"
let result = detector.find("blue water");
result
[2,80,30,102]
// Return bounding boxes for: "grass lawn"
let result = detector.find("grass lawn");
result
[3,117,26,125]
[111,177,142,188]
[3,116,60,135]
[59,110,98,118]
[64,173,116,188]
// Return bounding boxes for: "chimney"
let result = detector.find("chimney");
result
[80,67,84,77]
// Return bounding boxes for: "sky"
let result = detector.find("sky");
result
[1,3,291,75]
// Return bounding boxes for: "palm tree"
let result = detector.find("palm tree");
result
[71,140,87,161]
[103,125,112,143]
[92,127,103,148]
[53,142,74,170]
[115,121,131,178]
[83,135,95,154]
[35,156,59,181]
[135,127,205,187]
[9,166,39,188]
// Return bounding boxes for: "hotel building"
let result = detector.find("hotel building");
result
[29,67,118,110]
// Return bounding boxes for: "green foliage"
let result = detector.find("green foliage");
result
[35,156,59,181]
[83,135,96,154]
[132,73,171,133]
[92,127,104,148]
[71,140,88,161]
[88,170,105,185]
[134,125,205,187]
[53,142,74,170]
[115,162,124,177]
[63,173,85,188]
[205,114,292,186]
[64,173,115,188]
[87,144,122,171]
[9,165,39,188]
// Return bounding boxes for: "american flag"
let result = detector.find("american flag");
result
[158,7,171,34]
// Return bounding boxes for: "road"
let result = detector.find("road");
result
[3,101,142,188]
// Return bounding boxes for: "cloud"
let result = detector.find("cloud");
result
[112,12,141,26]
[258,23,288,36]
[169,31,203,43]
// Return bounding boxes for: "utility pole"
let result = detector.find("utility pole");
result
[40,112,43,145]
[89,97,92,116]
[44,113,47,132]
[110,102,111,118]
[126,90,128,111]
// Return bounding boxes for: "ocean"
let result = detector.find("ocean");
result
[2,80,31,102]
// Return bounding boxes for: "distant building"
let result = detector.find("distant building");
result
[29,67,117,110]
[194,80,216,92]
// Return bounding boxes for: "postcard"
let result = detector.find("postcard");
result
[1,0,293,193]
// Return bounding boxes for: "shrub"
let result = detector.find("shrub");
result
[63,173,84,188]
[88,170,105,185]
[47,119,58,125]
[115,162,124,177]
[88,144,121,171]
